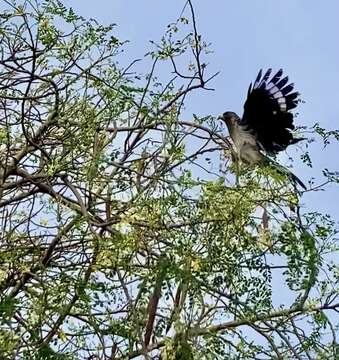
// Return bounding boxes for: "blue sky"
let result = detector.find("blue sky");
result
[65,0,339,218]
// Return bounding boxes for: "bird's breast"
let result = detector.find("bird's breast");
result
[231,125,257,149]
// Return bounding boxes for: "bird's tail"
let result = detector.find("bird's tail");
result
[263,156,306,190]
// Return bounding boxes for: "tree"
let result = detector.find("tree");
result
[0,1,338,359]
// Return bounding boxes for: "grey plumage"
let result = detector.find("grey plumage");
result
[220,69,306,190]
[222,111,262,165]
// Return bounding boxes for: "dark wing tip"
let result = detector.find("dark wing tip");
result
[276,76,289,88]
[247,83,252,97]
[253,69,263,88]
[281,83,294,95]
[262,68,272,83]
[243,68,302,153]
[271,69,284,84]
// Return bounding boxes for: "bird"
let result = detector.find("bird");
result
[219,68,306,190]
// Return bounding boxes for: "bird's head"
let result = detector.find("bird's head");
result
[218,112,240,130]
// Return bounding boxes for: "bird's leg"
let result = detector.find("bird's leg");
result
[235,159,240,186]
[233,151,241,187]
[229,147,241,187]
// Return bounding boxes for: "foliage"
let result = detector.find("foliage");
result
[0,0,338,359]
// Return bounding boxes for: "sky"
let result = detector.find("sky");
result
[63,0,339,219]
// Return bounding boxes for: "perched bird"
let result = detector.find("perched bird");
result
[219,68,306,189]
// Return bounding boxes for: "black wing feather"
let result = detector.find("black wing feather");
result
[253,69,263,88]
[281,83,294,95]
[260,69,272,85]
[276,76,289,88]
[271,69,283,84]
[242,69,301,153]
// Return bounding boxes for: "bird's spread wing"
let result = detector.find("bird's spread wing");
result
[242,68,301,153]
